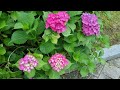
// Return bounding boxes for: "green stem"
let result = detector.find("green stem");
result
[5,46,25,70]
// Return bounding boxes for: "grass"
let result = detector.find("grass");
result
[101,11,120,45]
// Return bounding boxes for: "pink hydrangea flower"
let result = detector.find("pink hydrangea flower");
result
[48,53,69,72]
[81,12,100,36]
[19,54,38,73]
[45,11,70,33]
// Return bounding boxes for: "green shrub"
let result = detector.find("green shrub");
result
[0,11,110,79]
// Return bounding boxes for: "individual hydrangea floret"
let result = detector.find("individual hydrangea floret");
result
[81,12,100,36]
[19,54,38,73]
[46,11,70,33]
[48,53,69,72]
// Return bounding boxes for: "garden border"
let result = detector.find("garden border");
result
[102,44,120,61]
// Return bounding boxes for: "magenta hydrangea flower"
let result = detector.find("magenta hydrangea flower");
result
[19,54,38,73]
[48,53,69,72]
[45,11,70,33]
[81,12,100,36]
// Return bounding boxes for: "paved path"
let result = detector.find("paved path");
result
[88,58,120,79]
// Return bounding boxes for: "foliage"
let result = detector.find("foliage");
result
[0,11,110,79]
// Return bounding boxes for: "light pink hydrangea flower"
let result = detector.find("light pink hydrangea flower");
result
[48,53,69,72]
[45,11,70,33]
[81,12,100,36]
[19,54,38,73]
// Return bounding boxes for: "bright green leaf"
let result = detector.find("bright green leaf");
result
[73,51,80,62]
[0,46,6,55]
[43,11,50,22]
[80,67,89,77]
[11,11,17,21]
[14,22,23,29]
[25,69,35,78]
[0,20,6,29]
[67,22,76,32]
[50,33,60,44]
[35,59,47,70]
[62,26,71,37]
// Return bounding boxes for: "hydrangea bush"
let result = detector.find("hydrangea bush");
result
[0,11,110,79]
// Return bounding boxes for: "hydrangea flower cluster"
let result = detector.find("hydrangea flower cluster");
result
[48,53,69,72]
[19,54,38,73]
[45,11,70,33]
[81,12,100,36]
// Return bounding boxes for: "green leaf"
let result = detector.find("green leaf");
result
[42,29,52,42]
[98,58,106,65]
[3,38,14,46]
[73,51,80,62]
[64,34,77,43]
[16,11,35,29]
[69,16,80,24]
[0,55,6,64]
[102,35,110,48]
[64,61,72,70]
[33,53,43,60]
[80,67,89,77]
[14,22,23,29]
[48,70,60,79]
[77,32,85,42]
[25,69,35,78]
[32,18,39,30]
[36,20,45,35]
[35,59,47,70]
[63,43,74,52]
[42,35,50,42]
[0,20,6,29]
[44,29,52,35]
[68,11,82,17]
[0,46,6,55]
[11,11,17,21]
[43,11,50,22]
[39,41,55,54]
[42,63,51,71]
[62,26,71,37]
[67,22,76,32]
[50,33,60,44]
[88,61,96,73]
[0,11,2,17]
[10,31,28,44]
